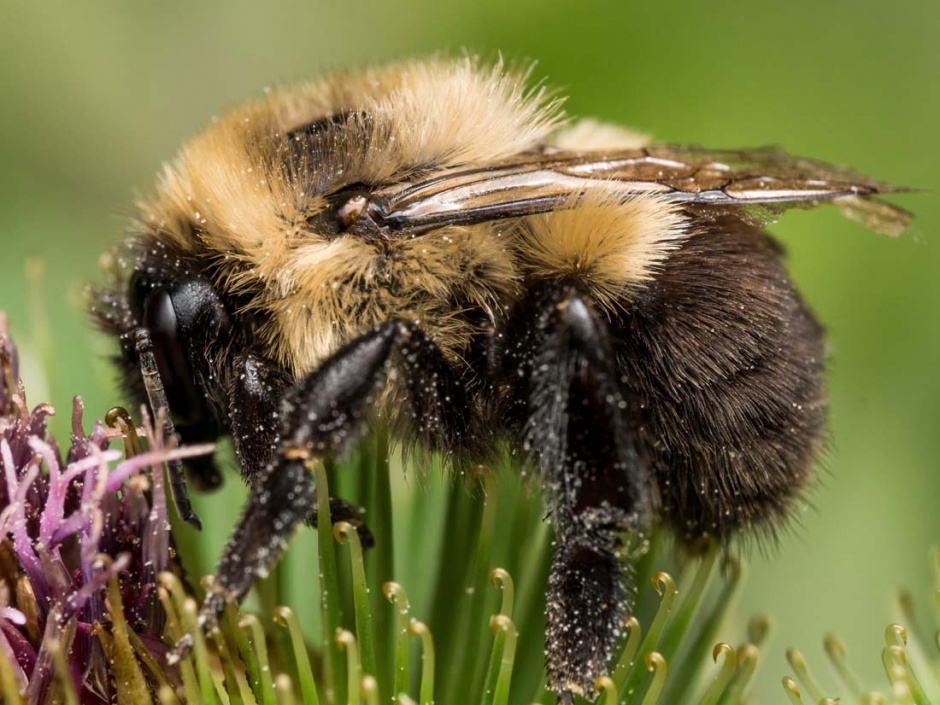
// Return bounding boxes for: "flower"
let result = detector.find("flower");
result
[0,313,211,703]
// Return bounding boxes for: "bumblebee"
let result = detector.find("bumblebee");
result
[91,57,910,697]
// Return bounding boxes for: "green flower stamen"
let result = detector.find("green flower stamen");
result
[383,581,412,698]
[157,580,202,705]
[337,629,361,705]
[409,619,435,705]
[487,613,518,705]
[105,571,151,703]
[240,614,277,705]
[335,521,377,680]
[314,462,346,705]
[700,644,736,705]
[274,606,320,705]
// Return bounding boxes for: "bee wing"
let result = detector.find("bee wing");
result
[373,145,913,236]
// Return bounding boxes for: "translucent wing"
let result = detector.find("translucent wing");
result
[369,145,913,237]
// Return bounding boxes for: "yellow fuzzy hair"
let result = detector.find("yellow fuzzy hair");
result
[141,56,564,256]
[136,57,687,375]
[514,194,689,312]
[136,57,561,375]
[549,118,650,151]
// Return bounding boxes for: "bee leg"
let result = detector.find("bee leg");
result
[198,320,472,634]
[305,497,375,548]
[135,328,202,529]
[226,353,377,545]
[228,353,287,485]
[494,281,647,697]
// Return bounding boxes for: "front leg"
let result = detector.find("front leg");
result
[493,280,648,698]
[199,320,476,632]
[225,353,374,546]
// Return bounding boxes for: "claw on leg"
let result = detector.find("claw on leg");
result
[307,496,375,549]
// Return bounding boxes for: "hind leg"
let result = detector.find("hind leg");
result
[493,280,648,697]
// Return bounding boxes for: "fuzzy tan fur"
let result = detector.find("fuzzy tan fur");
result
[515,194,688,312]
[549,118,649,151]
[136,57,689,375]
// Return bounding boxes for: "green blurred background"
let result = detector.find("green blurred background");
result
[1,0,936,700]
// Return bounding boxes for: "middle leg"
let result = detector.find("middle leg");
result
[225,352,375,545]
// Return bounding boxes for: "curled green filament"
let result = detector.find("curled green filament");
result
[481,569,517,705]
[640,652,667,705]
[314,462,346,705]
[156,579,200,705]
[274,606,320,705]
[612,616,642,686]
[275,674,297,705]
[361,674,379,705]
[823,633,863,699]
[211,629,254,705]
[409,620,435,705]
[105,406,144,457]
[337,629,361,705]
[618,572,677,701]
[489,568,515,619]
[594,676,618,705]
[384,582,412,699]
[700,644,735,705]
[488,614,518,705]
[787,648,826,704]
[717,643,759,705]
[105,571,150,703]
[335,521,377,679]
[781,676,802,704]
[240,613,276,705]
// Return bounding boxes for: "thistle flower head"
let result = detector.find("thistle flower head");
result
[0,314,211,703]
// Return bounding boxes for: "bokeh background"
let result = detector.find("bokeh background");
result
[1,0,936,701]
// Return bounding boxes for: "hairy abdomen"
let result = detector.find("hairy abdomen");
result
[615,216,827,542]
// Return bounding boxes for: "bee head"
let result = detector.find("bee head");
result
[116,256,232,490]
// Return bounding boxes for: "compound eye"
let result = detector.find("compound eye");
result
[142,289,206,426]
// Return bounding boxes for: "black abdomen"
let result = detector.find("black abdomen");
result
[615,215,827,542]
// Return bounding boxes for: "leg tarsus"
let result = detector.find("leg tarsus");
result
[546,537,628,696]
[198,457,315,633]
[305,496,375,549]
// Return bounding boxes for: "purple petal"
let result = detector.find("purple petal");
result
[47,451,123,547]
[103,443,215,494]
[62,553,130,623]
[0,620,33,687]
[0,607,25,626]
